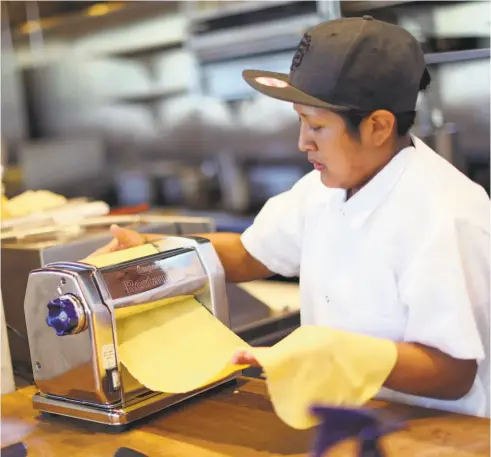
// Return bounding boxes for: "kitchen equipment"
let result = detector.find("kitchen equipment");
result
[1,215,213,380]
[24,235,235,426]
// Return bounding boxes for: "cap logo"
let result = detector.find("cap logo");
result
[255,77,290,88]
[290,32,311,73]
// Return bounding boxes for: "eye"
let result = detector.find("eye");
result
[297,116,322,132]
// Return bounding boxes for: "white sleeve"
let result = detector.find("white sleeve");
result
[399,218,490,361]
[241,172,315,277]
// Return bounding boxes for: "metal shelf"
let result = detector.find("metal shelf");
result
[188,0,303,23]
[104,40,183,60]
[342,0,417,13]
[341,0,461,13]
[110,88,186,105]
[425,48,490,65]
[11,2,178,43]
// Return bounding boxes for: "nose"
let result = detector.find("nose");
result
[298,123,317,153]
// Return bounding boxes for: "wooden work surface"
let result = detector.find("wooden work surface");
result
[1,377,489,457]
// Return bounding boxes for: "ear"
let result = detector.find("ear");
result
[360,110,396,146]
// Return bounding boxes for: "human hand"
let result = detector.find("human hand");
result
[231,349,262,367]
[90,224,148,256]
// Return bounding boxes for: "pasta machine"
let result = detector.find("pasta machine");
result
[2,214,213,379]
[24,236,237,427]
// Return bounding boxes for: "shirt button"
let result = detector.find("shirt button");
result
[325,296,330,303]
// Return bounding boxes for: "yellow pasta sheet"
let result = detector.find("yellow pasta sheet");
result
[83,247,398,430]
[83,244,159,267]
[251,326,397,429]
[117,297,248,392]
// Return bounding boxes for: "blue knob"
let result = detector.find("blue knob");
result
[46,295,85,336]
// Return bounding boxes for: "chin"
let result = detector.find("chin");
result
[320,172,342,189]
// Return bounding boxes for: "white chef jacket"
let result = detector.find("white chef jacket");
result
[241,136,490,417]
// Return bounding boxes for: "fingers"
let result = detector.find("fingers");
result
[88,226,146,258]
[231,350,261,367]
[110,224,146,249]
[90,237,120,256]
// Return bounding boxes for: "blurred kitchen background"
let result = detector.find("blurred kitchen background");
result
[2,0,490,219]
[0,0,490,391]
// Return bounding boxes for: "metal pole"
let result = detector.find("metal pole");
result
[26,1,44,55]
[317,0,342,20]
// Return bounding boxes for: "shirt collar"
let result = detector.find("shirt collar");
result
[340,138,417,228]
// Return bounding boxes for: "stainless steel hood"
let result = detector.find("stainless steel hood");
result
[187,1,340,63]
[188,14,319,62]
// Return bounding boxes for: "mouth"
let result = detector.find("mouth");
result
[308,159,326,171]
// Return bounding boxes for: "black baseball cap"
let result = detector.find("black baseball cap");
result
[242,16,430,114]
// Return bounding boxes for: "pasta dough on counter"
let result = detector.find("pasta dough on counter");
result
[84,247,398,430]
[2,190,67,219]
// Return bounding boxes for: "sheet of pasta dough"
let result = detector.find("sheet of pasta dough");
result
[249,326,397,429]
[116,297,249,392]
[83,244,159,267]
[83,247,397,430]
[83,246,249,392]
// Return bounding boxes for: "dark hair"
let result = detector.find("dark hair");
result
[338,110,417,137]
[337,69,431,138]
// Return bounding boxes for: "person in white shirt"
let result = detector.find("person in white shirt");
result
[95,17,490,417]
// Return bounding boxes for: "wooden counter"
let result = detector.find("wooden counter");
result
[1,377,489,457]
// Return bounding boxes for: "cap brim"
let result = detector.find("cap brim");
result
[242,69,350,111]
